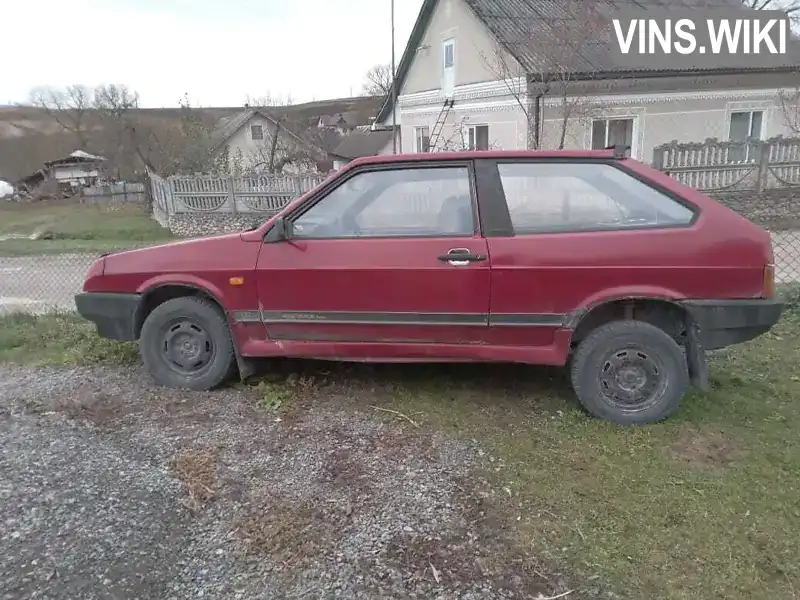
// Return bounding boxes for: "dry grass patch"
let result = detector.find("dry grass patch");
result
[233,495,348,566]
[170,447,220,510]
[51,391,123,425]
[668,427,747,469]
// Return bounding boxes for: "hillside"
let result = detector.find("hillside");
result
[0,96,384,182]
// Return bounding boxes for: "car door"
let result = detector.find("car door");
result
[478,158,698,351]
[254,161,491,350]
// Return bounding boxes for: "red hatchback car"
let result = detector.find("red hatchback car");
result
[75,148,783,425]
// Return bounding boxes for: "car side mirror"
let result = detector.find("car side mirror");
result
[266,217,293,242]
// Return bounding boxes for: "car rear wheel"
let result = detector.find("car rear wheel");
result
[139,296,235,390]
[570,320,689,425]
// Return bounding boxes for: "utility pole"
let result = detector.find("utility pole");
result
[391,0,398,153]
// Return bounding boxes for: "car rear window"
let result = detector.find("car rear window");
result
[497,162,696,234]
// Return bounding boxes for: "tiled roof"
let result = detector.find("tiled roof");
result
[464,0,800,75]
[376,0,800,122]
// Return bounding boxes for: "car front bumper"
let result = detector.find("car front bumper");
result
[74,292,141,341]
[681,298,784,351]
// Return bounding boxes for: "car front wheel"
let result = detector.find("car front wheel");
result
[139,296,236,390]
[570,320,689,425]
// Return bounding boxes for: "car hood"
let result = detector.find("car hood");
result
[102,232,249,274]
[104,232,242,256]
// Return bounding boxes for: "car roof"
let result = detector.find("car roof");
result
[348,148,625,167]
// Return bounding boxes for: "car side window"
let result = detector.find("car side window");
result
[497,163,695,234]
[292,166,475,239]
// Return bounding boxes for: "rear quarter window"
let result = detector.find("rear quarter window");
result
[497,162,696,234]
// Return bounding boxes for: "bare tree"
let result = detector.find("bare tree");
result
[244,92,294,107]
[361,64,393,97]
[27,85,94,148]
[479,0,607,150]
[92,84,142,178]
[435,117,499,152]
[779,86,800,134]
[742,0,800,26]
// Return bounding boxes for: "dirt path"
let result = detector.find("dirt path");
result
[0,365,590,600]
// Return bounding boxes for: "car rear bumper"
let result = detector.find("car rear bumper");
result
[681,298,784,351]
[74,292,141,341]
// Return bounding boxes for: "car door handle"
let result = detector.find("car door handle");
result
[437,248,487,265]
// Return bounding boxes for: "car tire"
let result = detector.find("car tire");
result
[570,320,689,426]
[139,296,236,391]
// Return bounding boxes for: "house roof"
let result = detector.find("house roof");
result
[376,0,800,123]
[44,149,106,167]
[333,129,395,159]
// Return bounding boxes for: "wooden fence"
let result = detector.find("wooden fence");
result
[147,172,329,217]
[651,135,800,191]
[80,182,147,204]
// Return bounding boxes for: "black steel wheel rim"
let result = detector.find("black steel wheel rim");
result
[598,346,666,412]
[160,318,215,375]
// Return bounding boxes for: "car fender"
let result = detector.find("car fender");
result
[565,284,685,328]
[135,273,229,306]
[565,284,709,391]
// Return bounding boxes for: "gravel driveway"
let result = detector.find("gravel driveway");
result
[0,364,586,600]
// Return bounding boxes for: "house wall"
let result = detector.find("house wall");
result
[51,164,100,183]
[540,87,796,164]
[402,0,521,95]
[224,115,281,167]
[388,81,796,161]
[222,114,326,173]
[399,102,524,153]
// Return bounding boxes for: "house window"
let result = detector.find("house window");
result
[442,38,455,97]
[729,110,763,141]
[251,124,264,140]
[415,126,431,153]
[728,111,764,162]
[443,39,454,69]
[468,125,489,150]
[591,118,633,156]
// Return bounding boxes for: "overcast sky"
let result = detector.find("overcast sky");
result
[1,0,424,107]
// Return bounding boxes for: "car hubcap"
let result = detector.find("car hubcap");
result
[599,347,665,411]
[161,320,214,374]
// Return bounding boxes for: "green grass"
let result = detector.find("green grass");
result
[0,201,175,255]
[0,312,139,365]
[1,309,799,598]
[367,313,800,599]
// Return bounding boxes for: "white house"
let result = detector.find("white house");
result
[45,150,105,186]
[374,0,800,163]
[210,108,331,173]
